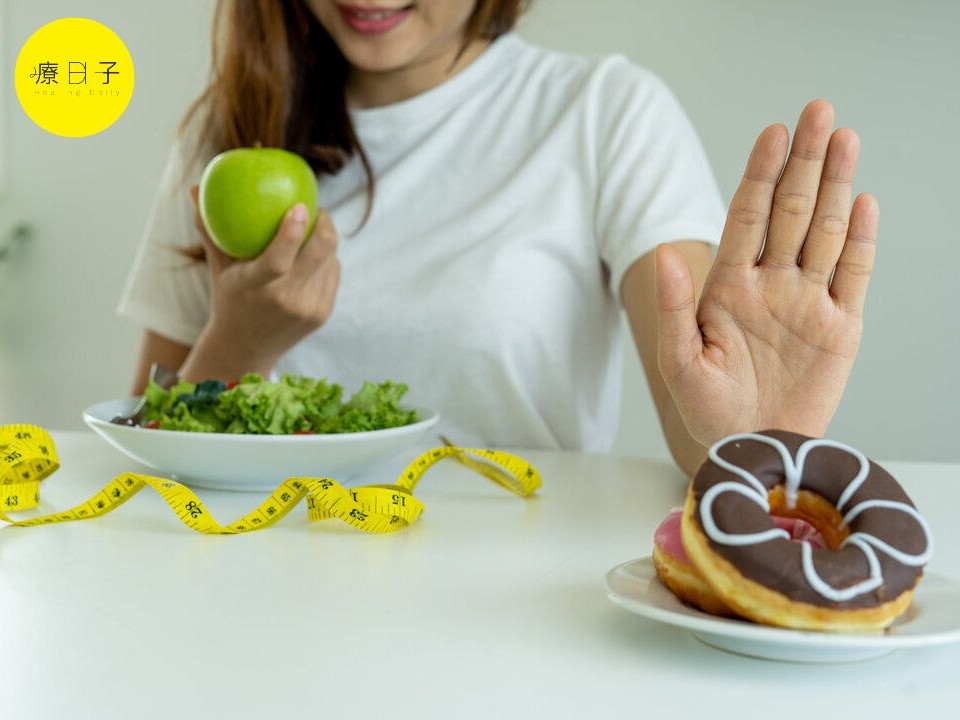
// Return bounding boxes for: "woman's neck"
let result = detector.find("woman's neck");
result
[346,36,491,109]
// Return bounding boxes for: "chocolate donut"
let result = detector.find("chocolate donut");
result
[680,430,933,631]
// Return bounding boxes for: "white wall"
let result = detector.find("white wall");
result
[1,1,957,461]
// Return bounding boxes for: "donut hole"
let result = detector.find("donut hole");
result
[767,485,849,550]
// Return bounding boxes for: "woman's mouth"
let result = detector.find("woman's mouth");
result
[337,4,414,35]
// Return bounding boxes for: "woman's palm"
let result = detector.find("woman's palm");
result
[656,100,878,446]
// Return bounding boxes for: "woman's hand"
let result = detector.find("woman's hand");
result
[654,100,878,447]
[178,186,340,382]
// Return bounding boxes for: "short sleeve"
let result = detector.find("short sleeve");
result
[116,135,212,345]
[592,58,727,298]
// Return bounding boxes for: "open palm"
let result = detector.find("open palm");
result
[655,100,878,446]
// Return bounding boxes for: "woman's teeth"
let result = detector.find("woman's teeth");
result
[355,10,399,20]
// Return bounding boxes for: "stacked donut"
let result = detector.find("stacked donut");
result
[653,430,933,631]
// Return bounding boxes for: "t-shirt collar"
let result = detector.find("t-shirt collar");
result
[347,32,522,130]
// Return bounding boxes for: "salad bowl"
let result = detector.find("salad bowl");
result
[83,397,440,491]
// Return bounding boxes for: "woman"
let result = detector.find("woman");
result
[118,0,878,477]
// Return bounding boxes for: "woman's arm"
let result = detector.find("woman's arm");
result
[621,241,714,477]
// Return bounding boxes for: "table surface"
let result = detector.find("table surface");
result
[2,431,959,719]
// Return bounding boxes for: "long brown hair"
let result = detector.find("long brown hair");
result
[181,0,530,215]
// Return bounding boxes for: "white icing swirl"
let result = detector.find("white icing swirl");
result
[699,433,934,602]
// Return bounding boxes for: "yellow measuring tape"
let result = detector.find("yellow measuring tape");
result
[0,424,540,534]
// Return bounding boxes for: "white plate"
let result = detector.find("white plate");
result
[605,556,960,663]
[83,397,440,492]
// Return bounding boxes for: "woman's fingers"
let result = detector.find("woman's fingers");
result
[298,210,342,325]
[799,128,860,279]
[293,209,340,324]
[715,124,788,268]
[830,193,879,316]
[304,251,341,325]
[655,244,703,377]
[760,100,834,268]
[249,203,311,281]
[292,209,338,284]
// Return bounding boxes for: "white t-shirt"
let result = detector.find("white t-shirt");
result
[117,33,726,452]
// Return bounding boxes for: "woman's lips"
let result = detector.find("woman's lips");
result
[337,4,413,35]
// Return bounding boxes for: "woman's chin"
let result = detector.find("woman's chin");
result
[338,39,421,75]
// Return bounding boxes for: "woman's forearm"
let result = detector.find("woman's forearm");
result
[177,324,277,383]
[658,397,708,478]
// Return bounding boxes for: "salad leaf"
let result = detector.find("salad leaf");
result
[142,379,196,420]
[338,381,417,432]
[217,374,310,434]
[139,373,417,435]
[143,378,228,432]
[161,402,224,433]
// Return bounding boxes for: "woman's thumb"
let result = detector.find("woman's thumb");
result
[654,243,702,377]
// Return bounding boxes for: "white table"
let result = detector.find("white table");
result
[3,431,959,719]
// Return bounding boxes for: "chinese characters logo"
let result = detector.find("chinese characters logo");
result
[28,60,120,85]
[15,18,135,137]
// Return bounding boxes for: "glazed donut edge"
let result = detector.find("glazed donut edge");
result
[651,542,738,618]
[681,487,916,631]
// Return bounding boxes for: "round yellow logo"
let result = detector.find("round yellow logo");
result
[15,18,134,138]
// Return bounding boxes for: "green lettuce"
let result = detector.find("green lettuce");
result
[337,381,418,432]
[139,373,417,435]
[142,379,196,420]
[218,374,312,434]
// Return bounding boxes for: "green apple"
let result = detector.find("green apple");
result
[198,147,318,260]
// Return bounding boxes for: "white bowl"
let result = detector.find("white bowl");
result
[83,397,440,492]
